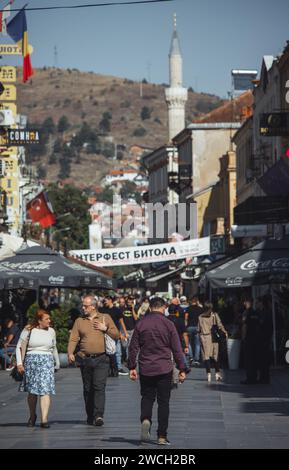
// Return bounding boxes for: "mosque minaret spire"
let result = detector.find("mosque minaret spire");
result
[165,14,188,141]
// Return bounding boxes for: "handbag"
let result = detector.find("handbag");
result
[211,314,223,343]
[104,333,116,355]
[10,329,32,382]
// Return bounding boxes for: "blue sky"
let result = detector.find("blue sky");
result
[2,0,289,98]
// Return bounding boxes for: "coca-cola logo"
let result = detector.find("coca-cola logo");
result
[225,277,243,286]
[241,258,289,272]
[48,276,64,284]
[3,261,54,272]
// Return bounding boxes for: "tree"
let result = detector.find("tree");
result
[96,187,114,204]
[120,181,141,203]
[102,142,114,159]
[42,117,55,134]
[99,116,111,134]
[133,126,147,137]
[37,165,47,179]
[53,138,62,153]
[58,156,71,179]
[47,183,91,250]
[141,106,151,120]
[57,115,70,133]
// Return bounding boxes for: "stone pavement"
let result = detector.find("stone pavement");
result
[0,366,289,449]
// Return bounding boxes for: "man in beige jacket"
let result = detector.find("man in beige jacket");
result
[68,294,119,426]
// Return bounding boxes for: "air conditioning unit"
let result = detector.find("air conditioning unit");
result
[0,109,14,126]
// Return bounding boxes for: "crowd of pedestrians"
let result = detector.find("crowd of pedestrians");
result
[0,291,274,445]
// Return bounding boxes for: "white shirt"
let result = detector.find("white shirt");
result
[16,327,60,369]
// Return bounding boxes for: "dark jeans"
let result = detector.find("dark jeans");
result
[80,354,109,420]
[140,371,172,438]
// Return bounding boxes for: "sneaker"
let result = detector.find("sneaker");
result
[94,417,104,426]
[140,419,151,442]
[87,417,94,425]
[215,372,223,382]
[5,366,14,371]
[118,368,129,375]
[158,437,171,446]
[207,373,211,383]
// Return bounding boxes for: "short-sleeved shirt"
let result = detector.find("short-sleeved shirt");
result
[167,315,186,342]
[121,306,136,331]
[5,324,20,345]
[99,306,123,330]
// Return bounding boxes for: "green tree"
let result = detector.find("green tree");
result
[96,187,114,204]
[57,115,70,133]
[141,106,152,120]
[120,181,141,204]
[133,126,147,137]
[99,116,111,134]
[42,117,55,134]
[47,183,91,250]
[58,156,71,179]
[37,165,47,179]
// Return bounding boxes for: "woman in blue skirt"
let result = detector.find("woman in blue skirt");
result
[16,309,60,428]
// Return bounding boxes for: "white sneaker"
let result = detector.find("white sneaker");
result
[140,419,151,442]
[207,373,211,383]
[6,366,14,372]
[215,372,223,382]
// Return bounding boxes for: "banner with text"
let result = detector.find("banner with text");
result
[70,237,210,267]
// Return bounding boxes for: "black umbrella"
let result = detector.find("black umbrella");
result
[0,263,38,290]
[2,246,115,289]
[206,237,289,289]
[206,237,289,365]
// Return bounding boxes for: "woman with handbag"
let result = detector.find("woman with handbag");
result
[198,301,228,383]
[15,309,60,428]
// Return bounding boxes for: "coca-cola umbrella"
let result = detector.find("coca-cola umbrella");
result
[0,264,38,290]
[2,245,115,289]
[206,238,289,288]
[206,237,289,365]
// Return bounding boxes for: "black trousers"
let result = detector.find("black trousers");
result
[204,358,220,373]
[140,371,172,438]
[80,354,109,420]
[244,340,258,383]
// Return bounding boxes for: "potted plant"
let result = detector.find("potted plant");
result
[227,325,242,370]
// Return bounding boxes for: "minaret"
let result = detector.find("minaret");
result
[165,14,188,141]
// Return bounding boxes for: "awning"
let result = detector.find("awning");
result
[145,266,184,284]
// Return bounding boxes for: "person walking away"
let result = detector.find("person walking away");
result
[186,297,203,366]
[128,297,186,445]
[198,302,228,382]
[67,295,119,426]
[167,306,190,388]
[99,296,129,375]
[15,309,60,428]
[256,297,273,384]
[240,298,260,385]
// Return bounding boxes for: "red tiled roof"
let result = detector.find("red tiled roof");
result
[193,91,253,123]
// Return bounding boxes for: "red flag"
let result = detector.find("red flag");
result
[27,191,56,228]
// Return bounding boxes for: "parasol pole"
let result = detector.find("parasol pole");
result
[270,285,277,367]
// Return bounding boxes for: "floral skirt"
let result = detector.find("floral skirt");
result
[19,353,56,395]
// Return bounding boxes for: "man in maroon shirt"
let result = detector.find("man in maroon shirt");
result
[128,297,186,446]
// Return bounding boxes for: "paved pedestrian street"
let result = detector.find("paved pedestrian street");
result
[1,367,289,449]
